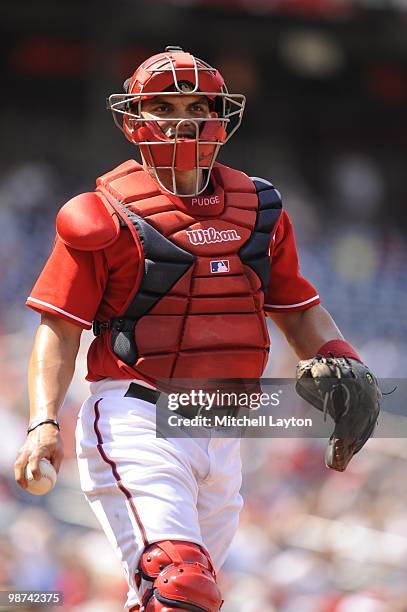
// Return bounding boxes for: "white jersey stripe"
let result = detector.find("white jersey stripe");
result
[264,295,320,309]
[26,297,92,326]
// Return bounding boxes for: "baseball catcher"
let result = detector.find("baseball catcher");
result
[296,355,381,471]
[14,45,381,611]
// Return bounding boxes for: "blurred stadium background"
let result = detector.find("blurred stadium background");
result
[1,0,406,610]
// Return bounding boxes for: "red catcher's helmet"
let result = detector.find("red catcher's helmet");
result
[108,46,246,196]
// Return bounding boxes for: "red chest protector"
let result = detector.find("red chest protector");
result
[73,161,281,385]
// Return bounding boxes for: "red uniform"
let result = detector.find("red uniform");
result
[26,160,319,386]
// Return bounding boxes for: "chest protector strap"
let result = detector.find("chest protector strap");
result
[239,178,282,291]
[102,202,195,365]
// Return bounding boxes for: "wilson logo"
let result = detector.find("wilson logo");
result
[186,227,241,245]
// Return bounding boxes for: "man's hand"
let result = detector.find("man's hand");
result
[14,424,64,489]
[15,313,80,489]
[296,356,381,471]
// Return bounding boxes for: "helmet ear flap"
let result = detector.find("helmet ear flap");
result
[125,116,139,127]
[123,115,141,140]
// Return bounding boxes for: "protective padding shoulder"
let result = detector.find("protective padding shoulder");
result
[56,192,121,251]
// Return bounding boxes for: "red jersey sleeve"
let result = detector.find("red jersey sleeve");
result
[264,210,320,313]
[26,236,108,329]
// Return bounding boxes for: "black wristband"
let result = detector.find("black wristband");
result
[27,418,60,434]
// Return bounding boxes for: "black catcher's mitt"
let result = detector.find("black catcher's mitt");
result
[296,356,381,471]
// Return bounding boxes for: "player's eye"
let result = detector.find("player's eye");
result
[152,104,172,113]
[190,104,206,113]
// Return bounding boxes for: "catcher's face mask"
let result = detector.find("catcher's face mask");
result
[107,46,246,197]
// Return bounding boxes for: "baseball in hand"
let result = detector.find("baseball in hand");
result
[25,458,57,495]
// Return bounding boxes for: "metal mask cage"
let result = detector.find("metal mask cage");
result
[108,90,245,144]
[107,91,245,197]
[107,51,246,196]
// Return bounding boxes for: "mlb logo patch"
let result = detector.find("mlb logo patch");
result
[210,260,230,273]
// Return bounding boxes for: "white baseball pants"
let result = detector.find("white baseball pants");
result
[75,378,243,610]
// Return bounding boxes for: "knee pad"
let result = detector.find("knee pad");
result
[137,540,223,611]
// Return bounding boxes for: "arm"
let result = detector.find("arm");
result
[14,313,82,488]
[288,305,379,472]
[267,303,344,360]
